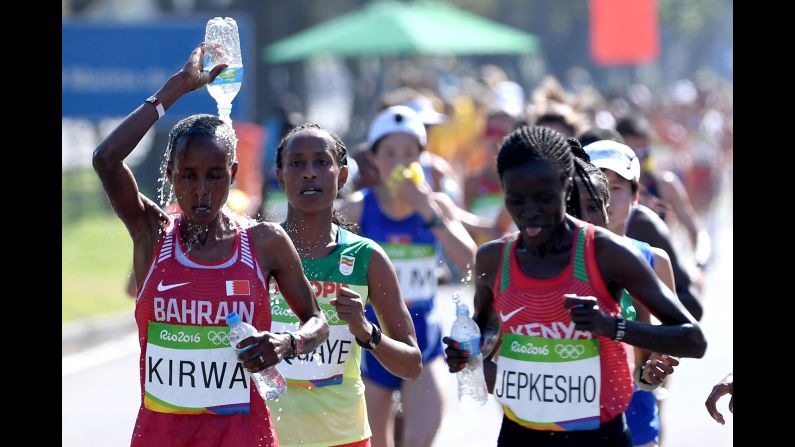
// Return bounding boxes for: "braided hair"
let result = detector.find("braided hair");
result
[275,123,356,232]
[571,147,610,223]
[496,125,604,220]
[568,140,608,220]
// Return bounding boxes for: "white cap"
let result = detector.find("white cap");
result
[405,97,448,125]
[583,140,641,183]
[368,105,427,147]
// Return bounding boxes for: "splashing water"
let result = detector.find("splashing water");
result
[157,155,174,207]
[452,290,461,306]
[460,265,473,284]
[451,265,473,306]
[231,206,258,229]
[182,220,210,253]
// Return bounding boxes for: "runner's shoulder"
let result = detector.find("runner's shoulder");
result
[247,221,291,248]
[339,228,380,258]
[476,236,511,269]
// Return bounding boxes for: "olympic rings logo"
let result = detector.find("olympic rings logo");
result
[323,308,340,325]
[555,344,586,359]
[207,330,230,346]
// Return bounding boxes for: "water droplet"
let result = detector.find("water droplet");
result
[452,290,461,305]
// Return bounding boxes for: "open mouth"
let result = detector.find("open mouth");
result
[193,204,211,214]
[524,227,543,237]
[300,188,323,195]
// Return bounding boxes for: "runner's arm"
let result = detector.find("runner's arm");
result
[591,232,707,358]
[444,241,502,373]
[429,193,478,272]
[337,245,421,379]
[256,223,329,360]
[627,206,703,320]
[658,171,707,260]
[93,43,225,241]
[632,246,677,369]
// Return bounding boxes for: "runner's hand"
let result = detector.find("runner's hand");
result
[442,337,469,373]
[643,352,679,385]
[330,286,370,341]
[179,42,227,92]
[397,176,434,215]
[563,294,614,337]
[236,331,290,372]
[705,373,734,424]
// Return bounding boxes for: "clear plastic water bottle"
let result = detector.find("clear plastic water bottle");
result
[204,17,243,125]
[450,301,488,408]
[225,311,287,400]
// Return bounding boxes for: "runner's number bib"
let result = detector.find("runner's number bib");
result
[384,243,436,303]
[144,322,252,415]
[494,334,601,431]
[270,281,367,387]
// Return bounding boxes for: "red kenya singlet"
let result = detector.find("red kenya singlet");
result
[492,220,633,432]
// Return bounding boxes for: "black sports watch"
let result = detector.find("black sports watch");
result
[355,323,382,350]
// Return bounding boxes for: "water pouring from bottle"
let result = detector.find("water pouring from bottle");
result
[204,17,243,126]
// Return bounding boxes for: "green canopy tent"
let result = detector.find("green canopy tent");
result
[264,1,540,62]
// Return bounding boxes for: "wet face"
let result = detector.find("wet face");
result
[372,132,422,180]
[576,178,608,228]
[603,169,638,235]
[167,136,236,225]
[277,130,347,214]
[502,160,571,248]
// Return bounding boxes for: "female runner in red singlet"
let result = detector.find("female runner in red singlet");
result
[93,43,329,447]
[443,126,706,447]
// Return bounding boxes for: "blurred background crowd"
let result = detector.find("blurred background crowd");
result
[63,1,731,321]
[62,1,732,445]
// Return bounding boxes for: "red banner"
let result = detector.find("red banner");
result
[590,0,660,65]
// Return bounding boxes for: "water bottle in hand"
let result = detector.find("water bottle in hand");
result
[204,16,243,125]
[226,312,287,400]
[450,301,488,408]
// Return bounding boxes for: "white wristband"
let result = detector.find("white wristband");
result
[145,96,165,119]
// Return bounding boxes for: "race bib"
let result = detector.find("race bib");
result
[384,244,437,302]
[494,334,601,431]
[270,282,367,387]
[144,322,251,415]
